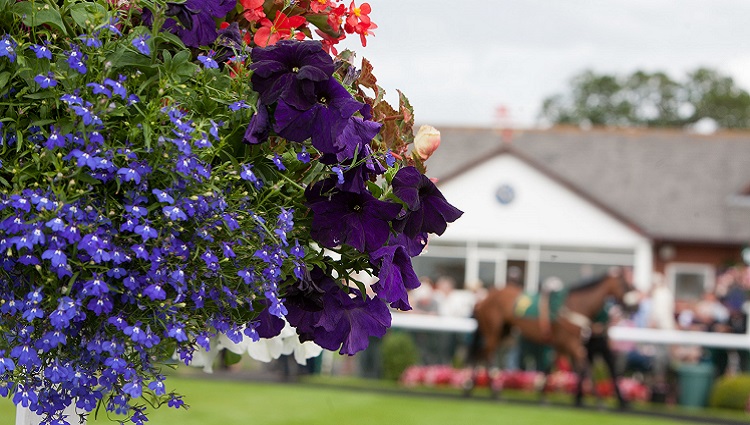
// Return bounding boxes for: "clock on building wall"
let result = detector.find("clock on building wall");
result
[495,184,515,205]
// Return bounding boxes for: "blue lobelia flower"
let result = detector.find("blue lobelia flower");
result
[0,35,17,62]
[29,42,52,60]
[79,33,102,48]
[117,166,141,184]
[250,40,335,109]
[34,72,57,89]
[71,102,102,126]
[132,34,151,55]
[104,76,128,99]
[86,82,112,98]
[66,45,87,74]
[102,17,122,36]
[197,52,219,69]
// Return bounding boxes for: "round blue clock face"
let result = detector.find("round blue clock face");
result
[495,184,515,205]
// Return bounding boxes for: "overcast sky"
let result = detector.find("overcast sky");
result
[338,0,750,128]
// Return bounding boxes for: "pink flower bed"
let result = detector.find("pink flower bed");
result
[400,365,651,401]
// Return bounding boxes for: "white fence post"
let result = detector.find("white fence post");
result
[16,404,84,425]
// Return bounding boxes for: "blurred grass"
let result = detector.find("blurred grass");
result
[0,374,721,425]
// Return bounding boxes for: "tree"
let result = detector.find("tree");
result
[539,68,750,129]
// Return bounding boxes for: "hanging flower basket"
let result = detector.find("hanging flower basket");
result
[0,0,462,423]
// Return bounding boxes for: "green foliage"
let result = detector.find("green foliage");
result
[540,68,750,129]
[381,331,419,380]
[708,374,750,410]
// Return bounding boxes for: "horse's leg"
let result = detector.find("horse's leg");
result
[484,322,504,399]
[570,342,589,407]
[464,310,501,398]
[536,348,555,405]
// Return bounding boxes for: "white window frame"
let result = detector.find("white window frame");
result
[665,262,715,300]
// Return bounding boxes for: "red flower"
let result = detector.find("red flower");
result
[310,0,336,13]
[344,1,376,46]
[240,0,266,22]
[254,11,307,47]
[315,29,345,55]
[327,4,347,29]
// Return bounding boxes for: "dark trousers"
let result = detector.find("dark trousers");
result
[576,334,626,405]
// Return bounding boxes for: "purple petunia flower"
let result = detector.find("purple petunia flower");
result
[285,266,391,355]
[250,40,335,109]
[369,245,422,310]
[391,166,464,237]
[274,77,365,155]
[242,102,271,145]
[305,179,402,252]
[142,0,236,48]
[333,116,382,163]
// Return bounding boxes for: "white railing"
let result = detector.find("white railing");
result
[390,312,750,350]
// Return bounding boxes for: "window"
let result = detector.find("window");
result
[666,263,715,302]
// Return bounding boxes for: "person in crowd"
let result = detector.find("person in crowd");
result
[576,303,628,409]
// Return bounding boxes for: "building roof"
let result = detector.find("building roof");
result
[425,126,750,244]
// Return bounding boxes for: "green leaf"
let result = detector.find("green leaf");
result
[107,46,154,71]
[68,2,107,30]
[366,180,383,199]
[305,13,340,37]
[222,350,242,366]
[155,31,186,49]
[11,2,67,35]
[0,72,9,89]
[75,172,102,187]
[24,91,58,100]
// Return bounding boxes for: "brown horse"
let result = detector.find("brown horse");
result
[466,267,636,402]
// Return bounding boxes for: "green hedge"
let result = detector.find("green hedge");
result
[709,374,750,410]
[381,331,420,381]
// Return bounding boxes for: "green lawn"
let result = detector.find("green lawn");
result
[0,376,698,425]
